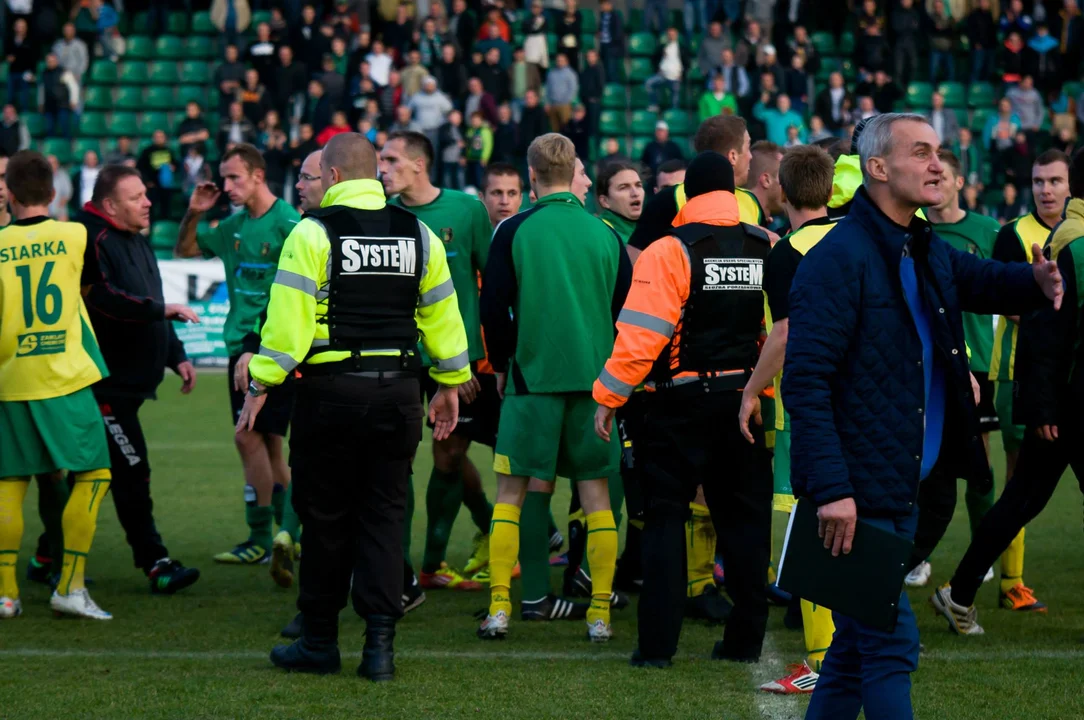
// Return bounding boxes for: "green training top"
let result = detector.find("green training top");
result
[599,208,637,244]
[932,211,1000,373]
[197,199,301,356]
[390,189,492,362]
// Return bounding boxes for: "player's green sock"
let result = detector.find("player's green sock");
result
[403,475,415,562]
[422,468,463,573]
[520,491,552,601]
[37,474,69,564]
[462,485,494,533]
[279,483,301,540]
[246,504,274,550]
[271,483,286,527]
[965,473,996,539]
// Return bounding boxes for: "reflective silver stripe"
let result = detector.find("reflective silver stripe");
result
[432,349,469,371]
[618,308,674,338]
[597,368,634,397]
[419,220,431,280]
[310,338,330,348]
[259,345,300,374]
[418,277,455,307]
[274,269,318,296]
[667,376,701,387]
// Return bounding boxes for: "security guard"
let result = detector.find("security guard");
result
[236,133,471,681]
[593,152,773,667]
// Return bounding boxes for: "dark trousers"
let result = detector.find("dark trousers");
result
[290,373,422,639]
[637,390,771,661]
[906,465,958,570]
[949,425,1084,606]
[99,396,170,572]
[806,509,920,720]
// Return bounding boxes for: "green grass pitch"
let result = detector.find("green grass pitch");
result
[2,375,1084,719]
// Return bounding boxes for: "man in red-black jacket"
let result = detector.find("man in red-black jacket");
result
[78,164,202,595]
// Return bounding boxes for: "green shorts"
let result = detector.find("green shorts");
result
[0,387,110,478]
[772,428,796,512]
[494,393,619,482]
[995,381,1025,453]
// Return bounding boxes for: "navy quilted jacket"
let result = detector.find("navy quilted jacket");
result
[783,188,1050,518]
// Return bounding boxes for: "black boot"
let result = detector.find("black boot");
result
[280,612,303,639]
[270,616,340,674]
[358,615,396,682]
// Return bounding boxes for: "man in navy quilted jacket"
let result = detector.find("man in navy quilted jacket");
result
[782,113,1064,720]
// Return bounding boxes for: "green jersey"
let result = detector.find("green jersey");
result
[932,211,1000,373]
[196,199,301,356]
[390,189,491,362]
[599,209,636,244]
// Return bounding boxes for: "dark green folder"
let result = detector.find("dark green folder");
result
[776,500,914,632]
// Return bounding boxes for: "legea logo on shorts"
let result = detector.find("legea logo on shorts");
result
[702,258,763,291]
[16,331,66,356]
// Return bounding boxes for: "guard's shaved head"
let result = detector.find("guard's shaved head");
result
[321,133,378,191]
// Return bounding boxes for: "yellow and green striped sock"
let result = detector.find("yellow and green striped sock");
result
[585,509,618,626]
[57,470,110,596]
[0,478,29,600]
[686,503,715,597]
[488,503,521,617]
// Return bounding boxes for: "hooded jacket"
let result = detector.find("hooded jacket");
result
[79,203,187,399]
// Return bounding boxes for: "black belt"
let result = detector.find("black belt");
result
[300,353,420,378]
[649,370,750,394]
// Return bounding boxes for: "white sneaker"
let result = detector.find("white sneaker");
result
[904,561,932,588]
[586,617,613,643]
[477,610,509,640]
[983,566,995,583]
[51,588,112,620]
[0,597,22,619]
[929,583,983,635]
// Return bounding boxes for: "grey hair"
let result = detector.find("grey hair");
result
[857,113,932,184]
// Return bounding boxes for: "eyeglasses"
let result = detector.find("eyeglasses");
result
[299,173,321,182]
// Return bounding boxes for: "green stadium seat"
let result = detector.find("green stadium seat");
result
[662,108,693,135]
[628,32,657,57]
[815,56,841,83]
[191,11,215,34]
[938,82,966,108]
[177,85,211,109]
[23,113,45,137]
[150,221,179,250]
[115,86,144,110]
[627,58,654,83]
[1064,81,1084,101]
[602,83,626,110]
[40,138,72,165]
[167,12,188,34]
[73,138,102,160]
[546,34,558,58]
[147,62,179,84]
[0,63,8,84]
[580,34,596,51]
[179,61,211,85]
[631,135,650,160]
[686,65,703,85]
[951,107,969,128]
[89,62,118,85]
[968,82,997,108]
[183,36,214,59]
[811,31,836,55]
[252,10,272,26]
[598,137,628,158]
[110,112,139,136]
[83,86,113,111]
[840,58,856,81]
[129,12,150,34]
[599,110,628,135]
[144,85,174,110]
[153,249,175,261]
[118,62,148,84]
[139,111,172,134]
[629,109,657,135]
[78,112,109,137]
[906,82,933,108]
[127,35,155,60]
[629,85,650,110]
[971,107,995,132]
[626,8,644,31]
[838,31,855,56]
[155,35,185,60]
[579,9,597,33]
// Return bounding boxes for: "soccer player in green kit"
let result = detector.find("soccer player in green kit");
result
[175,144,301,565]
[380,131,495,591]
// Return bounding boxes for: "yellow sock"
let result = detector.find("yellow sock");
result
[1000,527,1025,594]
[57,470,110,596]
[0,479,29,600]
[801,599,835,672]
[488,503,520,617]
[585,509,618,625]
[686,503,715,597]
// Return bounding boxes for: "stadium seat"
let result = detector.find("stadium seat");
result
[1065,81,1083,100]
[179,61,211,85]
[252,10,272,26]
[906,82,933,108]
[184,36,214,60]
[178,85,211,109]
[139,111,172,134]
[167,12,188,34]
[155,35,185,60]
[546,34,558,58]
[191,11,215,34]
[598,137,628,158]
[146,85,175,110]
[630,109,657,135]
[41,138,72,165]
[951,107,969,129]
[629,85,650,110]
[118,62,149,84]
[580,34,596,51]
[971,107,994,132]
[579,9,597,33]
[115,86,144,110]
[662,109,693,135]
[150,221,179,250]
[811,31,836,55]
[602,83,626,110]
[110,112,139,137]
[23,113,45,137]
[127,35,155,60]
[838,31,855,56]
[78,112,110,137]
[73,138,102,159]
[147,62,179,84]
[628,32,657,57]
[815,56,841,83]
[631,135,650,160]
[687,64,703,85]
[83,86,113,111]
[840,58,856,81]
[627,58,654,83]
[599,110,628,135]
[626,8,644,31]
[129,12,150,34]
[968,82,997,108]
[938,82,966,108]
[89,62,119,85]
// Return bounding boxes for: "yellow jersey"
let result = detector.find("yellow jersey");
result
[0,217,107,401]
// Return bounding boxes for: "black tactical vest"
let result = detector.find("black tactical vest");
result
[304,203,425,356]
[648,222,771,384]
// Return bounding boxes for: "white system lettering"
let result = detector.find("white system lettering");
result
[702,258,763,290]
[340,237,417,275]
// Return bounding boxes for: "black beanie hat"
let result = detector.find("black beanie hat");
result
[684,151,736,199]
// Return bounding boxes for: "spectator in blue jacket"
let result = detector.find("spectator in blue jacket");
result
[783,113,1062,720]
[753,94,806,146]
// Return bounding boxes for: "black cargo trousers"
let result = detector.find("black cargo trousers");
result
[636,388,772,662]
[289,371,423,639]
